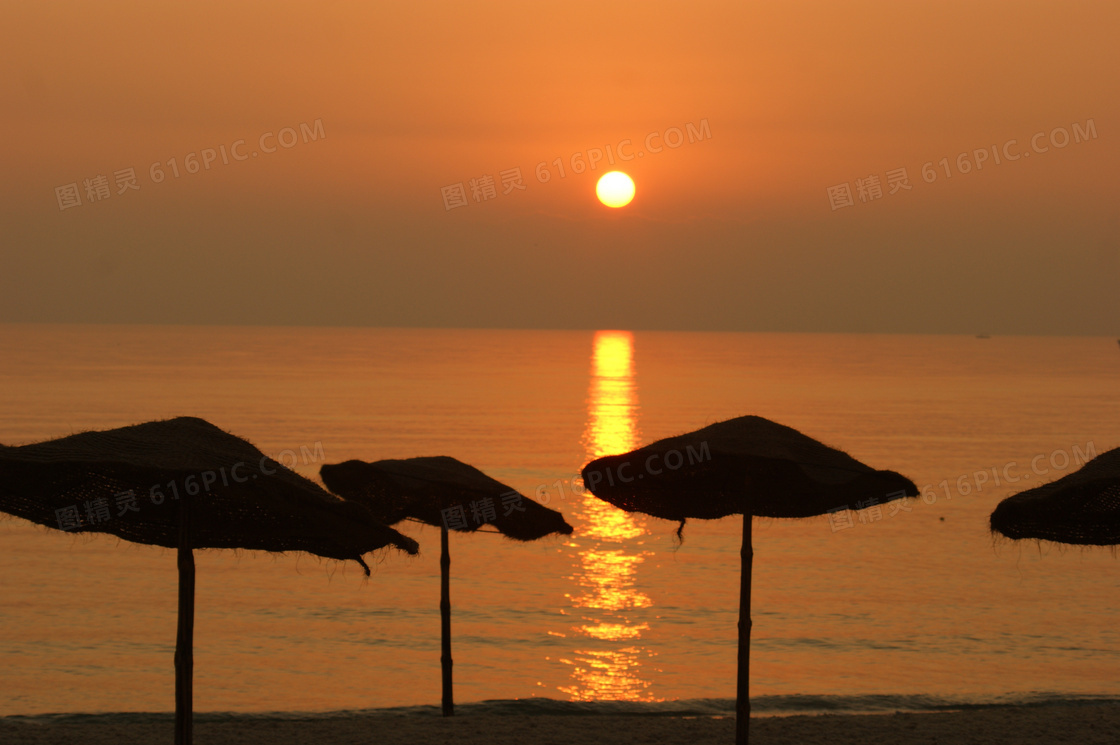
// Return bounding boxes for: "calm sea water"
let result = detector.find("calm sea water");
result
[1,325,1118,716]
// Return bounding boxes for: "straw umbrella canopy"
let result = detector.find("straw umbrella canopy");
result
[580,415,917,745]
[990,446,1120,545]
[320,456,573,716]
[0,416,418,745]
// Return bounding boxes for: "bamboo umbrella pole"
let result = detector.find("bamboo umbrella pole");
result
[735,508,753,745]
[440,523,454,717]
[175,494,195,745]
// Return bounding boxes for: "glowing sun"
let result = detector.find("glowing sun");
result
[596,171,635,208]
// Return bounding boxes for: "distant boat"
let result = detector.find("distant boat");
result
[976,334,991,339]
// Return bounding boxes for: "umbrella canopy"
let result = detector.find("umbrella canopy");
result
[991,446,1120,546]
[0,416,418,567]
[581,414,917,523]
[321,456,573,540]
[320,455,572,717]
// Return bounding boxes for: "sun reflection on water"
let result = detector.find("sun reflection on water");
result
[559,330,660,702]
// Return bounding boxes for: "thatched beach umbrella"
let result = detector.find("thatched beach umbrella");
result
[320,456,573,716]
[0,417,418,745]
[991,446,1120,545]
[580,415,917,745]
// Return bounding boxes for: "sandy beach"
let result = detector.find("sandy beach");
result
[4,704,1120,745]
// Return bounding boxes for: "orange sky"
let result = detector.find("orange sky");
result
[1,1,1117,333]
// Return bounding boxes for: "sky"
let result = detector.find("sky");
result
[1,1,1117,334]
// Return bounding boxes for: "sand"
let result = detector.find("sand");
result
[4,704,1120,745]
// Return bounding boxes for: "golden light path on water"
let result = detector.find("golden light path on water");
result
[558,330,660,702]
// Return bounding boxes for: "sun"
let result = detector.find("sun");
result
[596,171,635,208]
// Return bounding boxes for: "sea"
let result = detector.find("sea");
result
[1,325,1118,719]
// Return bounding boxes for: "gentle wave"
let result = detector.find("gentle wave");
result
[8,693,1120,724]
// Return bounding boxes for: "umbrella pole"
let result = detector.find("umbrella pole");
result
[175,495,195,745]
[736,508,752,745]
[440,523,454,717]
